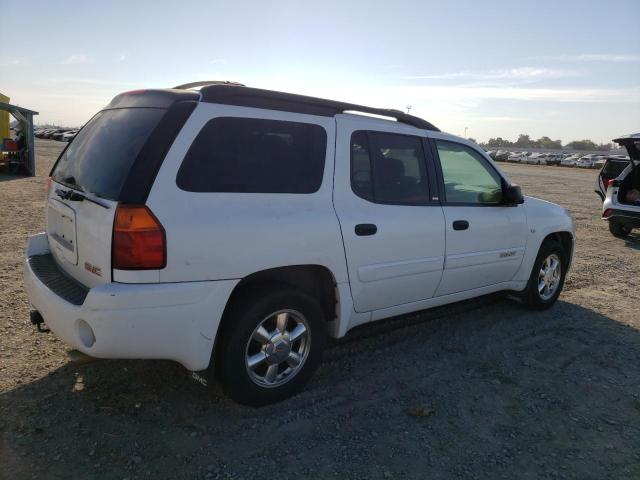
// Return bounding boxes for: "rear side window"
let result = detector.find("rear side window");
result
[350,130,430,204]
[177,117,327,193]
[51,108,166,200]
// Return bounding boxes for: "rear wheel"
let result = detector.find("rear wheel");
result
[521,240,567,310]
[215,285,326,406]
[609,221,631,238]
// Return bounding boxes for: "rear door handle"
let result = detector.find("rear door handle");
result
[355,223,377,236]
[452,220,469,231]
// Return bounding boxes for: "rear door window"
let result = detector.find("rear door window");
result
[51,108,166,200]
[176,117,327,193]
[350,131,430,204]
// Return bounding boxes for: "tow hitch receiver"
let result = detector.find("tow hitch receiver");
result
[30,310,50,333]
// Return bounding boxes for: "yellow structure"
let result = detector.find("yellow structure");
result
[0,92,9,140]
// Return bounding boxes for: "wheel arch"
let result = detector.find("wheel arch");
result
[513,228,575,285]
[212,264,340,361]
[543,230,574,265]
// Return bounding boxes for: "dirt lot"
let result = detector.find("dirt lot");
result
[1,139,639,479]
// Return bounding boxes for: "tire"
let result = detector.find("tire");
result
[609,221,631,238]
[521,240,567,310]
[214,285,326,406]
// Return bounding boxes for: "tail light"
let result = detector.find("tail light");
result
[112,205,166,269]
[46,177,52,194]
[603,209,613,219]
[606,179,615,190]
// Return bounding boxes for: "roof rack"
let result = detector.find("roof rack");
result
[196,84,439,131]
[173,80,246,90]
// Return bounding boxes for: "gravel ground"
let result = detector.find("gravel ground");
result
[1,139,639,479]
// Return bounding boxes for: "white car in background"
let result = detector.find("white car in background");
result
[522,153,547,165]
[507,152,526,163]
[599,134,640,238]
[576,156,597,168]
[24,82,575,405]
[62,130,78,142]
[561,154,581,167]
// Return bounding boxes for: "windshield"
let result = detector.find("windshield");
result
[51,108,166,200]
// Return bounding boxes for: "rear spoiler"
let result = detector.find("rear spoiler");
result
[105,89,200,109]
[613,133,640,161]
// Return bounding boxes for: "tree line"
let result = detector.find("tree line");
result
[473,134,613,151]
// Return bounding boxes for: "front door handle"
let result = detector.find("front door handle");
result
[452,220,469,231]
[355,223,377,236]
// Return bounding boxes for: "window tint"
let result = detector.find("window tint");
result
[436,140,503,204]
[350,131,430,204]
[51,108,166,200]
[177,117,327,193]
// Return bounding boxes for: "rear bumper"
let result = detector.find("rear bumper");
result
[603,208,640,227]
[24,233,238,371]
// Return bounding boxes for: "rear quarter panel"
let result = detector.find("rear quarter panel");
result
[147,103,349,284]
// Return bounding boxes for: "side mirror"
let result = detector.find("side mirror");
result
[503,184,524,205]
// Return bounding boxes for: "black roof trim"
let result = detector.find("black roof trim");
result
[198,85,439,131]
[173,80,246,90]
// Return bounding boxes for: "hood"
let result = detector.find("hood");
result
[524,195,575,234]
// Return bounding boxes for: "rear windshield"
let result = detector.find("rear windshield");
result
[602,159,630,177]
[51,108,165,200]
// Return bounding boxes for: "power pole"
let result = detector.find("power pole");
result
[406,105,412,114]
[464,127,468,138]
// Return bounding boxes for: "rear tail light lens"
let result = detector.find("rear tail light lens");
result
[603,209,613,219]
[113,205,166,269]
[606,179,615,189]
[46,177,52,194]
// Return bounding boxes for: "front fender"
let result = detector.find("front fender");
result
[512,196,575,284]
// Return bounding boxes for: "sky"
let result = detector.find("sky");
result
[1,0,639,143]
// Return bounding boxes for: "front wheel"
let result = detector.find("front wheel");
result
[521,240,567,310]
[215,286,326,406]
[609,221,631,238]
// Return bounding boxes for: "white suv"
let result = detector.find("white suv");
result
[24,82,575,405]
[598,134,640,237]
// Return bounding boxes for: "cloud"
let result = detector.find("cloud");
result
[0,59,23,67]
[401,67,579,81]
[538,53,640,62]
[382,84,640,104]
[210,58,227,64]
[61,54,89,65]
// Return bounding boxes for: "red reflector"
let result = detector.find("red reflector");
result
[603,209,613,218]
[113,205,166,270]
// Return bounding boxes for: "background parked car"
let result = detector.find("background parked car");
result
[522,153,547,165]
[576,157,596,168]
[62,130,78,142]
[507,152,526,163]
[545,153,563,166]
[51,130,73,141]
[561,154,581,167]
[494,150,510,161]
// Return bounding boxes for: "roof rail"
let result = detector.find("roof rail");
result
[173,80,246,90]
[197,84,439,131]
